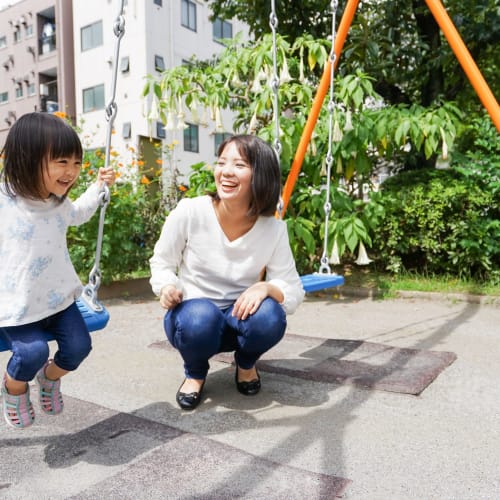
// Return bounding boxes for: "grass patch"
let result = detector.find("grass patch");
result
[336,265,500,297]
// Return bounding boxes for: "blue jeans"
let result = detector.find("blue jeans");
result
[163,297,287,379]
[0,302,92,382]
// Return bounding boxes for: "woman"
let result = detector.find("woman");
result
[150,135,304,410]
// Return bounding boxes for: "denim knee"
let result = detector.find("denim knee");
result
[164,298,223,352]
[8,339,50,381]
[54,336,92,372]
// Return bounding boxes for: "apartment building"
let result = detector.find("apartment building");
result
[0,0,75,146]
[1,0,249,183]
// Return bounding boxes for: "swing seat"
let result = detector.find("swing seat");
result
[0,298,109,353]
[300,273,345,293]
[76,297,110,332]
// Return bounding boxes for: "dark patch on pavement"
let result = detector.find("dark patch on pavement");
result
[151,333,457,395]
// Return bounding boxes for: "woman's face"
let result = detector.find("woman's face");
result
[41,155,82,198]
[214,141,253,207]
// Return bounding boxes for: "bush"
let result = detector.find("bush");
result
[67,151,166,285]
[372,166,499,283]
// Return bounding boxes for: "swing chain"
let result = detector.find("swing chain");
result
[269,0,282,160]
[318,0,338,275]
[84,0,125,310]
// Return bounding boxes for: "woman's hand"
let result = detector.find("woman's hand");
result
[97,167,116,187]
[232,282,269,320]
[159,285,183,310]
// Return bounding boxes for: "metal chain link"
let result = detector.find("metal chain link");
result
[83,0,126,310]
[318,0,338,275]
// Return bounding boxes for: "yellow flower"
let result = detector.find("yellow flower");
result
[140,175,151,185]
[137,160,145,167]
[155,158,163,164]
[178,184,187,192]
[53,111,67,119]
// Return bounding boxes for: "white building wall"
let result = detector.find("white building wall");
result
[72,0,249,184]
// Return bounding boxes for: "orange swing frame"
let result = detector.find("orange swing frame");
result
[281,0,500,217]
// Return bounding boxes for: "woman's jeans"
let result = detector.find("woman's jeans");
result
[163,297,287,379]
[0,302,92,382]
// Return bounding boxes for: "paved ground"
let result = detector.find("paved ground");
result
[1,287,499,499]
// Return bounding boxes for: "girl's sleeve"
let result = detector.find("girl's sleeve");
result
[149,198,190,296]
[265,223,305,315]
[68,183,102,226]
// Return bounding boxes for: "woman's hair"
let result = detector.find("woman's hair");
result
[0,112,83,200]
[213,134,282,216]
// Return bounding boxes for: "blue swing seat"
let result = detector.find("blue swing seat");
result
[300,273,345,293]
[0,297,109,352]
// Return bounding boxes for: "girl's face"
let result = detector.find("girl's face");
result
[41,155,82,199]
[215,141,253,207]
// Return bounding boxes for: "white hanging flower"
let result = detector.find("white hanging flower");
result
[176,111,188,130]
[355,241,372,265]
[215,107,225,133]
[251,77,263,94]
[247,111,258,134]
[189,100,200,124]
[231,71,243,87]
[333,119,343,142]
[279,54,292,84]
[199,107,208,127]
[440,127,448,160]
[165,110,176,131]
[148,100,159,121]
[344,109,354,131]
[329,240,340,265]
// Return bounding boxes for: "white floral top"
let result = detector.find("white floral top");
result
[0,183,102,326]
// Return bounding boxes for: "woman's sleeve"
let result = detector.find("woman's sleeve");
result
[149,198,190,296]
[265,223,305,315]
[68,183,102,226]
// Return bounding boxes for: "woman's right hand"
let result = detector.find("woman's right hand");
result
[159,285,183,310]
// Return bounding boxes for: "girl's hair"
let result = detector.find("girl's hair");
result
[212,134,282,217]
[0,112,83,200]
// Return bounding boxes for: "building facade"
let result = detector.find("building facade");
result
[1,0,249,184]
[0,0,75,145]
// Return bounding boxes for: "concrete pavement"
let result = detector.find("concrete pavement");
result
[1,288,499,499]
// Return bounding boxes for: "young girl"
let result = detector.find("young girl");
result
[150,134,304,410]
[0,112,115,429]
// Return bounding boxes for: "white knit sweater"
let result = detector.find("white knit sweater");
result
[150,195,305,314]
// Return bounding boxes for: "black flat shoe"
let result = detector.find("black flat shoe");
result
[176,379,205,410]
[235,364,261,396]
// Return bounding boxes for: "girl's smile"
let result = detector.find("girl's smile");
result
[41,156,82,198]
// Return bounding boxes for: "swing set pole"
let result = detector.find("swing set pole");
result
[281,0,360,216]
[424,0,500,133]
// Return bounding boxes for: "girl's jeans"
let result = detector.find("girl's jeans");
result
[0,302,92,382]
[163,297,287,379]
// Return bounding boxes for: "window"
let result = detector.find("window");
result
[81,20,103,51]
[154,54,165,72]
[27,82,36,96]
[13,27,21,43]
[82,84,105,112]
[0,35,6,48]
[156,121,166,139]
[120,56,130,73]
[214,132,232,155]
[0,91,8,104]
[25,24,33,37]
[154,0,162,5]
[15,83,23,98]
[181,0,197,32]
[183,123,199,152]
[122,122,131,139]
[213,18,232,42]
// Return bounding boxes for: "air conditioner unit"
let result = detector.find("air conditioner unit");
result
[46,101,59,113]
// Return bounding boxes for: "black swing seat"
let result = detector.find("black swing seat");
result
[0,296,109,352]
[300,272,345,293]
